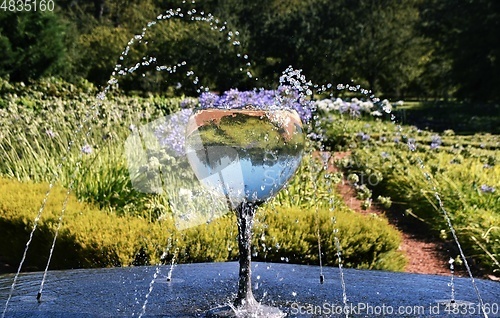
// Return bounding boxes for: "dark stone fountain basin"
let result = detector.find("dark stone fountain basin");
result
[1,262,498,317]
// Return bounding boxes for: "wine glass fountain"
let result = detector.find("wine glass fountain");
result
[185,107,305,317]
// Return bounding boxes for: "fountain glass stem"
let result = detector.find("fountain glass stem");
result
[235,202,258,308]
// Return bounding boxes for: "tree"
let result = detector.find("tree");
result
[211,0,425,97]
[333,0,425,97]
[0,11,69,82]
[420,0,500,102]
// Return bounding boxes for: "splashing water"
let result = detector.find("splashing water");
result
[138,266,162,318]
[166,248,179,282]
[2,58,101,318]
[315,79,491,317]
[1,4,250,316]
[334,235,349,318]
[1,2,493,317]
[449,258,456,303]
[409,142,489,318]
[37,188,70,303]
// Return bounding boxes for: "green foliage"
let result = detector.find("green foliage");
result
[0,178,152,269]
[204,0,424,96]
[420,0,500,102]
[0,77,96,102]
[75,25,132,86]
[117,14,249,94]
[0,78,182,216]
[321,111,500,274]
[0,177,405,272]
[254,206,406,271]
[2,0,499,100]
[0,80,407,272]
[395,101,500,135]
[0,11,69,82]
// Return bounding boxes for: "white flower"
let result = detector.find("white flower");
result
[179,188,193,200]
[360,101,374,112]
[315,99,334,111]
[332,98,344,111]
[45,129,56,138]
[381,99,392,113]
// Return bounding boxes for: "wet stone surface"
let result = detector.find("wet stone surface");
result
[1,262,498,317]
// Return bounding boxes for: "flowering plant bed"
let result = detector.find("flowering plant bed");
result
[187,87,314,123]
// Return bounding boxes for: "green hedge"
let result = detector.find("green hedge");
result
[0,178,165,270]
[0,178,406,271]
[254,206,406,271]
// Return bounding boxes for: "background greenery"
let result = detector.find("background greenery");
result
[0,174,406,271]
[0,80,408,272]
[1,0,499,102]
[0,0,498,277]
[320,109,499,275]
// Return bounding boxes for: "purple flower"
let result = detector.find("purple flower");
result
[197,86,313,123]
[337,100,349,113]
[348,102,361,117]
[430,135,442,150]
[480,185,496,193]
[180,98,198,109]
[308,132,324,140]
[407,138,417,151]
[431,135,442,144]
[357,132,370,141]
[81,144,93,154]
[199,92,219,109]
[430,143,440,150]
[154,109,193,156]
[338,101,361,118]
[217,88,245,109]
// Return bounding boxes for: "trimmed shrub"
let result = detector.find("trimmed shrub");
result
[0,177,165,270]
[254,206,406,271]
[0,177,406,272]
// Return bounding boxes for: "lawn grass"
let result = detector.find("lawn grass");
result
[392,100,500,134]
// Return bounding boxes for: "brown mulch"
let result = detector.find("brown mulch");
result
[321,151,457,276]
[335,176,452,275]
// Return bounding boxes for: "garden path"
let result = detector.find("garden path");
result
[326,152,454,276]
